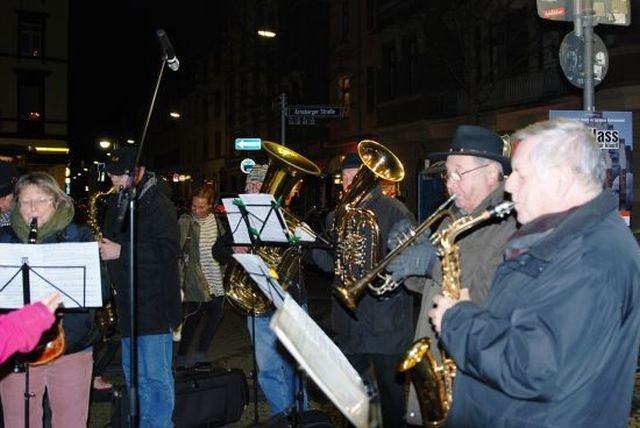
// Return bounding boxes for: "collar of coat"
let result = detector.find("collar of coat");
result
[507,190,615,262]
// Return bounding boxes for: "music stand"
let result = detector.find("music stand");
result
[223,193,293,424]
[0,241,102,428]
[270,295,381,428]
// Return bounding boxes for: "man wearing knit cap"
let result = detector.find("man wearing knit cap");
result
[99,147,181,428]
[213,163,307,418]
[0,162,20,228]
[312,151,415,426]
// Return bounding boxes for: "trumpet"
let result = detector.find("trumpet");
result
[334,195,456,311]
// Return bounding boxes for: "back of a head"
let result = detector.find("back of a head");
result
[0,162,20,198]
[513,119,606,191]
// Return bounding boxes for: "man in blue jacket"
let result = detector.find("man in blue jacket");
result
[429,119,640,427]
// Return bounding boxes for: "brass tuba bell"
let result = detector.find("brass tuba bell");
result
[223,141,321,315]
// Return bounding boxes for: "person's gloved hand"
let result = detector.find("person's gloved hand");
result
[386,240,438,283]
[387,219,430,250]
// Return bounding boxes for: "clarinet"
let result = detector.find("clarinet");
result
[27,217,37,244]
[26,217,67,366]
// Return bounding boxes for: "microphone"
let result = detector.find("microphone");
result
[116,186,130,224]
[156,29,180,71]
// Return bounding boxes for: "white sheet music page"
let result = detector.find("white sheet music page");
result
[232,253,286,309]
[222,197,252,244]
[270,295,369,427]
[238,193,289,243]
[0,242,102,309]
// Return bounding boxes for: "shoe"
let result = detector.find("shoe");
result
[93,376,113,391]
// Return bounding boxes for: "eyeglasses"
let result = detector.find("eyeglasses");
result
[441,164,490,182]
[19,198,54,208]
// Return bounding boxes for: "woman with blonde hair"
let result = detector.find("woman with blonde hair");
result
[0,172,100,427]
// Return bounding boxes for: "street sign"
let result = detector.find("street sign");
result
[559,30,609,88]
[240,158,256,174]
[287,105,344,119]
[536,0,630,26]
[288,116,316,126]
[235,138,262,151]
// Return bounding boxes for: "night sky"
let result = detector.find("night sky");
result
[68,1,219,165]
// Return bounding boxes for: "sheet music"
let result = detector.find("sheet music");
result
[223,198,252,244]
[0,242,102,309]
[238,193,290,243]
[271,296,370,427]
[293,222,316,242]
[232,253,285,308]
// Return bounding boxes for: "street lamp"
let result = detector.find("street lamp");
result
[257,29,276,38]
[99,140,112,150]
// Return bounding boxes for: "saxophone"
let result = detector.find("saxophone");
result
[398,201,514,427]
[88,186,119,336]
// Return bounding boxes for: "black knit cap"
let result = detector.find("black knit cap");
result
[430,125,511,173]
[106,147,138,175]
[340,152,362,170]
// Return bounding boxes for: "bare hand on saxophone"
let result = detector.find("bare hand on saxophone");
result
[429,289,470,334]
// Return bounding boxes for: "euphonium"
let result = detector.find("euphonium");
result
[333,140,404,310]
[224,141,321,315]
[89,186,119,336]
[333,140,405,309]
[398,201,514,427]
[335,195,456,311]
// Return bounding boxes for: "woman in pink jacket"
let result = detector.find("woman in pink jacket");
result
[0,292,60,364]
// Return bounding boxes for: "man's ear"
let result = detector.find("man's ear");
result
[556,164,574,197]
[134,166,146,185]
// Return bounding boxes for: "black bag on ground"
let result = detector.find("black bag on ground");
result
[174,367,248,428]
[111,367,248,428]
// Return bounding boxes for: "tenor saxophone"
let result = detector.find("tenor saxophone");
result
[89,186,119,336]
[398,201,514,427]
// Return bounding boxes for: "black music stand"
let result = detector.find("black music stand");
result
[223,193,294,424]
[0,242,101,428]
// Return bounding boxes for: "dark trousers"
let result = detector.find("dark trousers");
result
[177,296,225,359]
[347,352,406,427]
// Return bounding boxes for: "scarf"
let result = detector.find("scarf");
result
[10,203,74,243]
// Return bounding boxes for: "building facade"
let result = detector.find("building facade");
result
[0,0,70,186]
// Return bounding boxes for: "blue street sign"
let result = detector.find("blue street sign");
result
[240,158,256,174]
[235,137,262,151]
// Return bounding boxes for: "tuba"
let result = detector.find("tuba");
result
[398,201,514,426]
[88,185,119,337]
[224,141,321,314]
[332,139,405,309]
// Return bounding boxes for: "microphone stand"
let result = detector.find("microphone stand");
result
[121,53,170,428]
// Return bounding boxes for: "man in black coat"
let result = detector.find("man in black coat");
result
[312,152,415,426]
[99,147,181,428]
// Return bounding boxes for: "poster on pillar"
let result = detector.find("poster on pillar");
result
[549,110,633,225]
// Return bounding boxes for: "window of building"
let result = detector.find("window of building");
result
[18,13,44,58]
[17,70,45,135]
[341,2,350,42]
[340,76,351,118]
[366,0,376,31]
[214,131,222,158]
[380,41,397,100]
[214,91,221,118]
[366,66,375,113]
